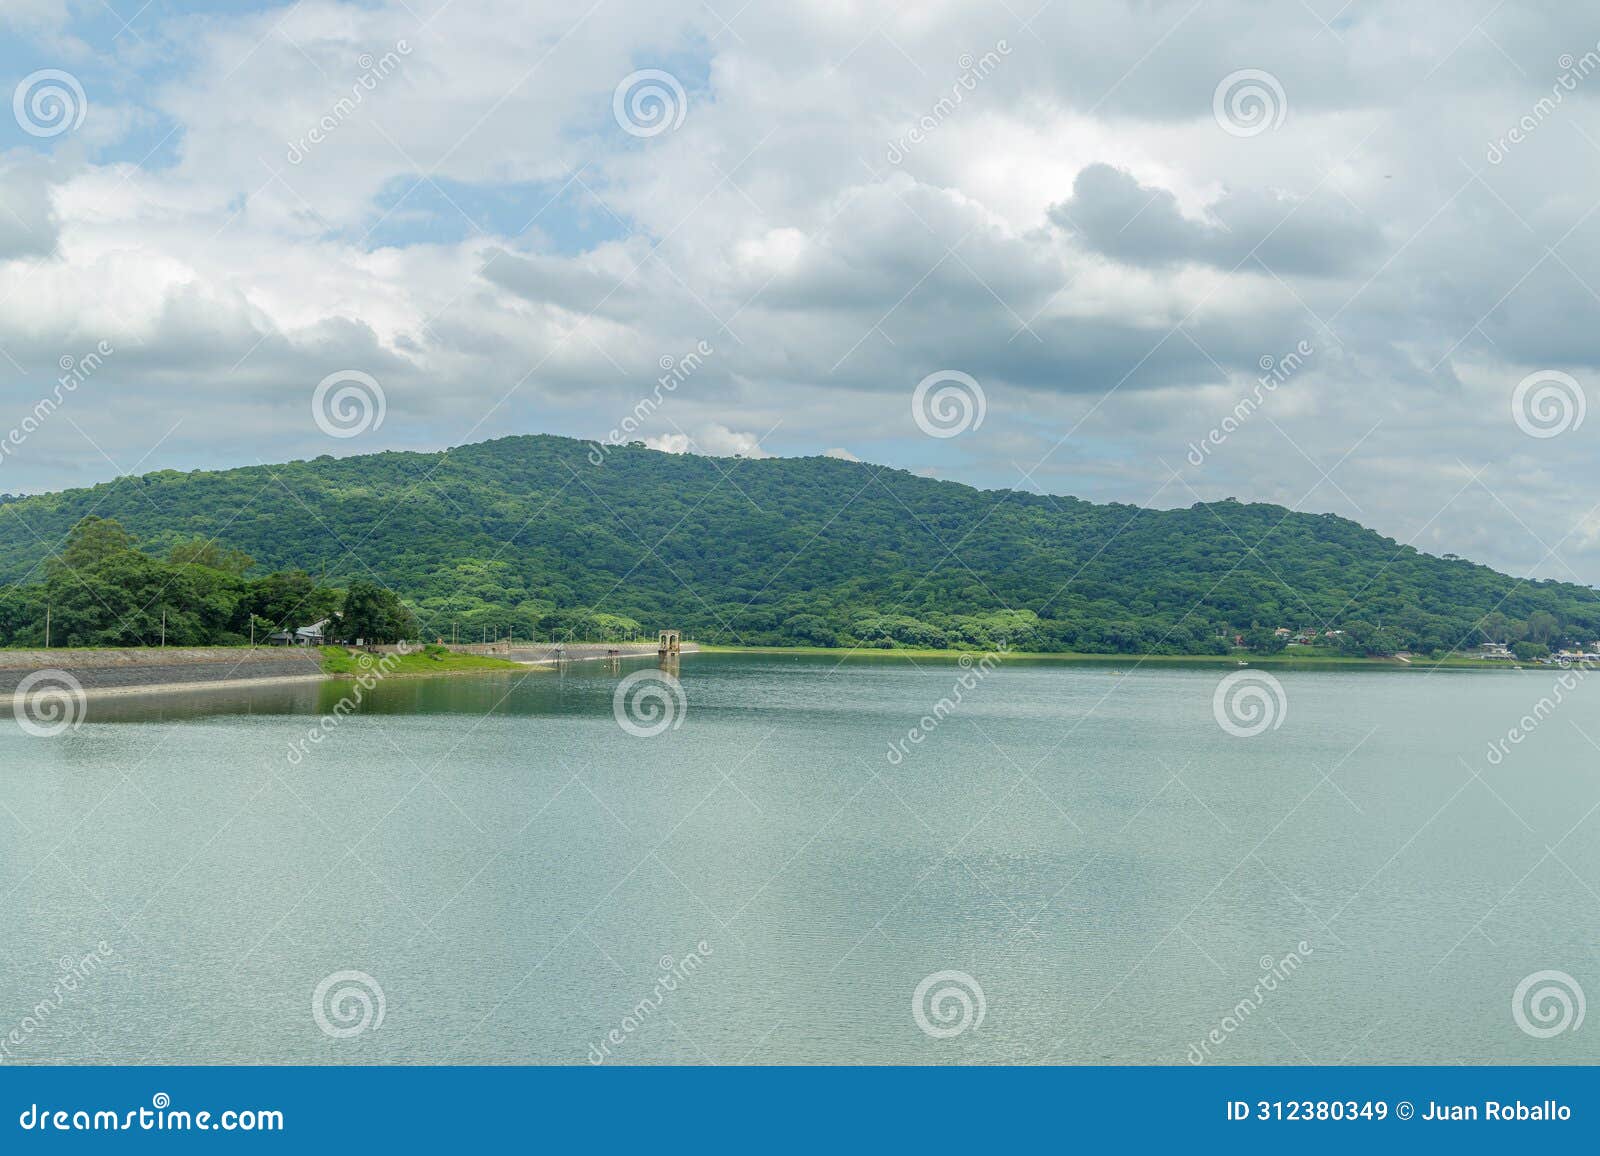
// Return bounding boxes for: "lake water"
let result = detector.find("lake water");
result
[1,652,1596,1064]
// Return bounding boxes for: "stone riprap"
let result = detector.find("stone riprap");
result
[0,647,325,695]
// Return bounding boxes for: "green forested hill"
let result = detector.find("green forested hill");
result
[0,433,1595,655]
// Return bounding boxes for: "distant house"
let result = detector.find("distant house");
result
[267,618,331,646]
[1273,627,1292,638]
[1475,642,1513,659]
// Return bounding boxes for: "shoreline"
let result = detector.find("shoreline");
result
[0,642,692,706]
[41,673,330,703]
[695,644,1529,671]
[0,640,1545,709]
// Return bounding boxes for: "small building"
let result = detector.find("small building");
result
[268,618,331,646]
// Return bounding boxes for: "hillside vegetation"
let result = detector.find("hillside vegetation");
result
[0,434,1595,656]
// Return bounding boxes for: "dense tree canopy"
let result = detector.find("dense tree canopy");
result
[336,580,416,644]
[1,434,1597,655]
[0,516,342,648]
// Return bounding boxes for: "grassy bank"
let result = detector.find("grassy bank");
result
[319,645,528,678]
[696,644,1512,670]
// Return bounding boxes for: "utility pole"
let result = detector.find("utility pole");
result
[161,610,166,648]
[44,603,50,649]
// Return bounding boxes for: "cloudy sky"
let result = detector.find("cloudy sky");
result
[3,0,1600,582]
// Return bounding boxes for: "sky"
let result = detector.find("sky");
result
[3,0,1600,583]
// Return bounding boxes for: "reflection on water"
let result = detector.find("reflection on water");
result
[80,680,331,724]
[1,654,1595,1064]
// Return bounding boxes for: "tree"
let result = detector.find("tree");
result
[4,517,349,648]
[0,583,44,646]
[336,580,416,643]
[168,537,254,576]
[1242,625,1287,654]
[782,614,838,647]
[242,570,340,632]
[1337,620,1402,656]
[1526,610,1559,645]
[1480,612,1513,645]
[54,516,136,575]
[45,518,168,646]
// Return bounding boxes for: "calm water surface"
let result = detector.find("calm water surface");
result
[2,653,1596,1063]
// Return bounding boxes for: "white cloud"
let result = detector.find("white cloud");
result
[1,0,71,36]
[645,424,771,458]
[0,152,58,259]
[643,432,691,454]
